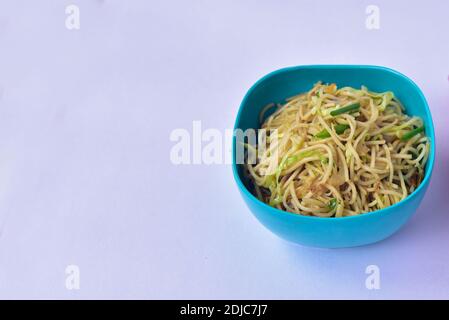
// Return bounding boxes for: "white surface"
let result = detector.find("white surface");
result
[0,0,448,299]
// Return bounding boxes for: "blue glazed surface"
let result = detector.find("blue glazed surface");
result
[232,65,436,248]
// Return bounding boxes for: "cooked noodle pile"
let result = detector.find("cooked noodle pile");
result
[244,82,430,217]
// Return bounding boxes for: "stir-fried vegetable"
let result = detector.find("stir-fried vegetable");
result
[315,124,350,139]
[401,126,424,141]
[330,102,360,116]
[328,198,338,212]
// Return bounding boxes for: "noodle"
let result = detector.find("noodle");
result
[244,82,430,217]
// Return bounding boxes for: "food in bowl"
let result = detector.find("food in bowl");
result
[243,82,430,218]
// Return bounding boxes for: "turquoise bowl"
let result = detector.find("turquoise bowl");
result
[232,65,435,248]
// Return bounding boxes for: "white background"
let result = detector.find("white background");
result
[0,0,448,299]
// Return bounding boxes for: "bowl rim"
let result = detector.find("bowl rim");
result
[232,64,436,221]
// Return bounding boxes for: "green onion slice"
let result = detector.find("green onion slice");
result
[315,124,350,139]
[400,126,424,141]
[330,102,360,116]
